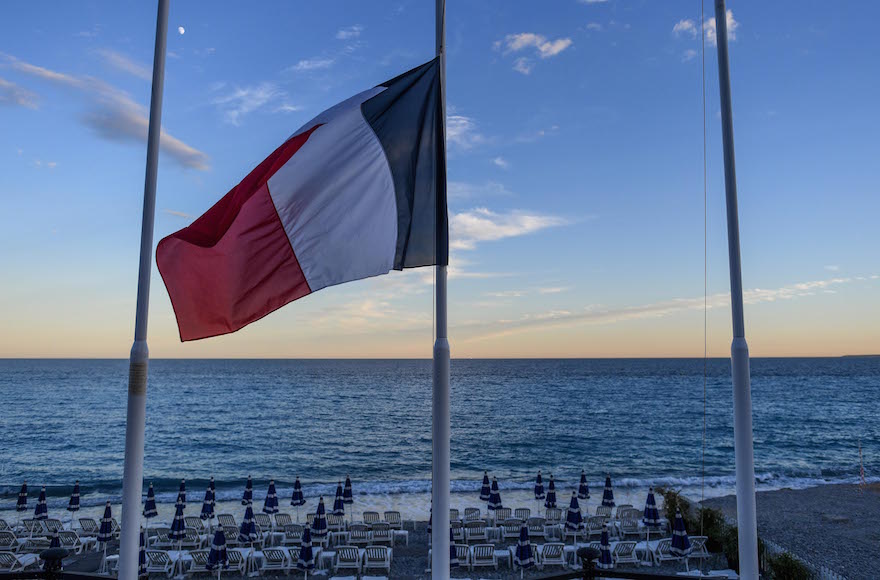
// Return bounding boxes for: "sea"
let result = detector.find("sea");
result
[1,357,877,523]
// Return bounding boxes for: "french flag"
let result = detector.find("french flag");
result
[157,59,447,341]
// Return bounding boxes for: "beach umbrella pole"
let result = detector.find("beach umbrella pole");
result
[714,1,758,577]
[430,0,451,578]
[117,1,169,579]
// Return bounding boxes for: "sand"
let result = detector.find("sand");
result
[702,483,880,580]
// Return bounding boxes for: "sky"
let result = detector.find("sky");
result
[1,1,878,359]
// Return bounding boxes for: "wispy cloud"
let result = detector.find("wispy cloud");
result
[446,114,486,149]
[162,209,192,219]
[31,159,58,169]
[448,181,513,200]
[335,25,363,40]
[212,82,288,125]
[824,265,840,272]
[0,77,38,108]
[682,49,698,62]
[2,53,208,170]
[674,10,739,46]
[579,0,609,4]
[491,156,509,169]
[95,48,150,80]
[585,23,603,32]
[450,207,569,250]
[495,32,573,75]
[465,276,866,342]
[538,286,570,294]
[290,57,335,72]
[703,10,739,46]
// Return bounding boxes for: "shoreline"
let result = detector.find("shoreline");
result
[702,482,879,580]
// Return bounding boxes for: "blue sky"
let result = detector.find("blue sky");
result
[1,1,878,358]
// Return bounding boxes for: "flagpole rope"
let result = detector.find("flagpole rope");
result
[700,0,709,543]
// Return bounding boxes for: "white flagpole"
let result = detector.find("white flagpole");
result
[431,0,451,578]
[119,1,169,578]
[714,1,758,577]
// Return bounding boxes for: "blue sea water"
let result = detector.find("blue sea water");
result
[0,357,877,512]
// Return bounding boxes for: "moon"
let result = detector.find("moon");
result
[178,26,185,35]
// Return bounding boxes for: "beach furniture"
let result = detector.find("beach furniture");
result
[146,550,175,576]
[370,522,391,546]
[493,506,512,524]
[349,525,370,547]
[382,511,402,530]
[363,546,391,574]
[618,517,641,538]
[471,544,498,570]
[514,508,531,522]
[21,520,42,537]
[501,519,522,542]
[217,514,237,529]
[688,535,709,562]
[327,514,345,533]
[465,520,488,544]
[0,551,39,572]
[181,527,204,550]
[614,504,634,519]
[545,507,564,525]
[0,520,9,532]
[463,507,481,522]
[260,548,290,574]
[448,508,459,523]
[57,530,85,554]
[527,517,546,540]
[275,513,293,529]
[334,546,361,575]
[539,542,566,570]
[0,532,17,552]
[222,526,240,548]
[596,505,612,519]
[187,549,211,576]
[151,527,173,549]
[362,511,380,528]
[282,524,304,547]
[453,544,470,569]
[450,520,465,543]
[586,516,605,538]
[226,549,246,575]
[185,516,207,534]
[613,541,639,566]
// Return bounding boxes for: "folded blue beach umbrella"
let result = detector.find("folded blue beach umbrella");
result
[601,475,615,507]
[670,508,692,557]
[177,479,187,509]
[263,480,279,515]
[143,482,158,519]
[514,523,534,571]
[544,475,557,509]
[311,497,328,539]
[643,487,661,528]
[242,475,253,506]
[201,487,215,521]
[68,480,81,516]
[479,471,491,501]
[578,470,590,500]
[332,482,345,517]
[297,526,314,571]
[49,528,60,548]
[449,527,458,569]
[97,501,114,544]
[343,475,353,504]
[566,492,583,531]
[209,476,216,508]
[597,524,614,570]
[534,470,545,500]
[206,528,228,572]
[16,482,28,512]
[290,477,305,507]
[138,527,147,578]
[34,485,48,520]
[426,507,431,535]
[169,501,186,543]
[238,505,258,544]
[488,477,503,511]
